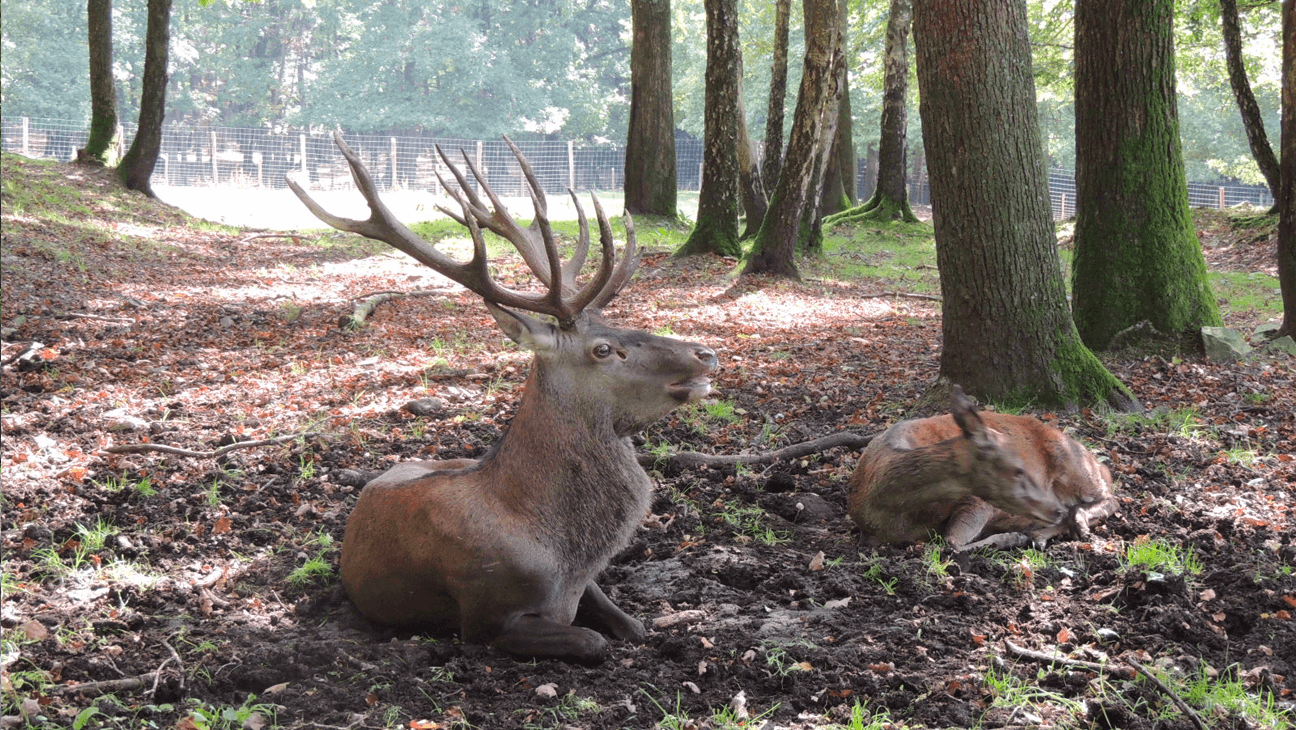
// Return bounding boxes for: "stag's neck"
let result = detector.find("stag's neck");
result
[480,371,650,562]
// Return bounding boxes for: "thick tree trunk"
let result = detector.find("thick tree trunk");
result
[78,0,119,166]
[1221,0,1281,201]
[118,0,172,197]
[743,0,842,279]
[827,0,917,225]
[625,0,678,217]
[913,0,1136,411]
[676,0,742,258]
[1071,0,1222,351]
[1277,0,1295,338]
[760,0,792,194]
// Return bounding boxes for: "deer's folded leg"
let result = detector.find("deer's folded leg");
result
[578,581,646,643]
[490,614,609,664]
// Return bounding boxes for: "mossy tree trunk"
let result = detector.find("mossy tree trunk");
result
[1277,0,1295,338]
[828,0,917,226]
[743,0,842,279]
[1221,0,1280,202]
[118,0,171,197]
[760,0,792,196]
[736,61,768,241]
[1071,0,1222,351]
[676,0,742,258]
[818,0,855,220]
[914,0,1137,411]
[78,0,119,167]
[625,0,677,217]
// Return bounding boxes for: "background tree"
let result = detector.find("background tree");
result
[78,0,119,165]
[117,0,172,196]
[1277,0,1294,338]
[675,0,742,257]
[743,0,842,279]
[818,0,856,219]
[1221,0,1280,203]
[760,0,792,193]
[829,0,917,224]
[913,0,1136,410]
[625,0,677,216]
[796,2,847,256]
[1071,0,1222,351]
[736,56,768,241]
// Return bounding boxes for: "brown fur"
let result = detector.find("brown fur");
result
[848,388,1116,551]
[340,307,716,663]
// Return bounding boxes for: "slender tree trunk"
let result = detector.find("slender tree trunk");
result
[819,0,856,218]
[828,0,917,225]
[1276,0,1295,337]
[737,59,768,241]
[78,0,119,166]
[799,19,846,257]
[676,0,742,257]
[118,0,172,197]
[743,0,842,279]
[914,0,1136,411]
[625,0,678,217]
[761,0,792,193]
[1221,0,1281,202]
[1071,0,1222,351]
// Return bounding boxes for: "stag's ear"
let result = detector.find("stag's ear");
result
[950,386,990,446]
[485,301,558,352]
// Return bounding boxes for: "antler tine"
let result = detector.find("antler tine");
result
[563,189,591,286]
[564,196,622,315]
[591,209,642,310]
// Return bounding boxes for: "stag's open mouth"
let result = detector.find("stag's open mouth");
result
[667,376,712,402]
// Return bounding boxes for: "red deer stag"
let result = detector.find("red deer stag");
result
[287,132,717,662]
[848,386,1116,552]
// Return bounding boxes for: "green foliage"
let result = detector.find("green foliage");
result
[1120,536,1203,576]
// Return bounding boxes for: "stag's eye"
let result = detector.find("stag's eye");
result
[593,343,614,359]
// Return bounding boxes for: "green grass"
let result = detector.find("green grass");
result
[814,219,941,294]
[1120,536,1203,577]
[1210,270,1283,319]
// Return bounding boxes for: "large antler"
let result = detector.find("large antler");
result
[286,131,640,328]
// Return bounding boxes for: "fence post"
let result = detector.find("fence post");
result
[21,117,29,156]
[476,140,484,190]
[210,131,219,184]
[1060,193,1068,220]
[1218,187,1226,209]
[391,137,398,190]
[300,134,308,183]
[568,141,575,190]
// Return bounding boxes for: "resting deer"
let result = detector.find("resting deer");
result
[848,386,1117,552]
[287,133,717,662]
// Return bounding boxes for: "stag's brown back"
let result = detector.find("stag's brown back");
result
[848,387,1116,551]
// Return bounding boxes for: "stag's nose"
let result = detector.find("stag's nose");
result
[694,347,718,371]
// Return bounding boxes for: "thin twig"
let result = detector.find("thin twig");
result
[55,312,136,324]
[101,429,326,459]
[636,431,874,470]
[51,674,154,696]
[1004,640,1133,678]
[0,342,44,369]
[1124,655,1209,730]
[857,291,942,301]
[238,232,311,244]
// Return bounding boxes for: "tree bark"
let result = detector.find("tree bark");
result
[1221,0,1281,201]
[78,0,119,166]
[913,0,1136,411]
[736,59,768,241]
[118,0,172,197]
[676,0,742,258]
[1071,0,1222,351]
[760,0,792,194]
[826,0,917,225]
[1277,0,1295,338]
[625,0,678,217]
[742,0,842,280]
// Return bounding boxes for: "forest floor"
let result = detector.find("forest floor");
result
[1,153,1293,730]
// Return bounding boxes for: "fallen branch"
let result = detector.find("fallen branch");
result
[636,431,874,470]
[341,288,456,329]
[1124,655,1208,730]
[1004,640,1133,678]
[0,342,44,369]
[54,312,136,325]
[239,232,310,244]
[100,430,325,459]
[858,291,941,302]
[51,674,155,696]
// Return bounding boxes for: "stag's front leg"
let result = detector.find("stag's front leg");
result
[576,580,646,643]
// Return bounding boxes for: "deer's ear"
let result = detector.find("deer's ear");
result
[950,386,989,444]
[485,301,558,351]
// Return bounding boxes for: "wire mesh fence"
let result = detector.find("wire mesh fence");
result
[1,115,1274,220]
